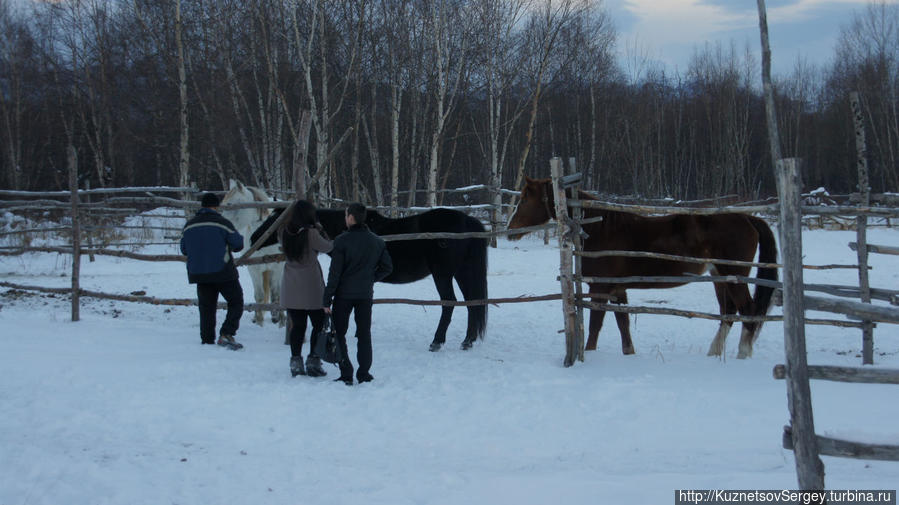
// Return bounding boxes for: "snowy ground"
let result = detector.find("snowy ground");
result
[1,213,898,505]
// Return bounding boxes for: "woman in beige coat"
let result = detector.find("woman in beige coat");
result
[279,200,333,377]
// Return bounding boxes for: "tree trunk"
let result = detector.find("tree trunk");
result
[176,0,190,192]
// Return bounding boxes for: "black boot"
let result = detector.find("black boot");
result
[305,355,327,377]
[290,356,305,377]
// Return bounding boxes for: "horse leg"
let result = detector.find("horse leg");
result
[612,290,635,355]
[707,282,736,357]
[250,266,266,326]
[261,270,273,326]
[454,253,488,350]
[270,267,284,327]
[731,283,758,359]
[586,309,606,351]
[585,284,609,351]
[429,274,456,352]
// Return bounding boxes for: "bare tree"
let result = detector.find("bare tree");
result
[175,0,189,192]
[288,0,363,200]
[833,0,899,191]
[513,0,587,191]
[0,1,28,189]
[421,0,472,207]
[469,0,530,241]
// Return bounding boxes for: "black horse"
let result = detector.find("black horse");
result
[252,206,488,351]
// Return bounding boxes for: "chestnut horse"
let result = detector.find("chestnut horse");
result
[507,177,777,359]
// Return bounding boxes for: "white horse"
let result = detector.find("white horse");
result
[220,179,285,327]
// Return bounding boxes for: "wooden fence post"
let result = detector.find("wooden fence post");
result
[551,158,579,367]
[850,91,874,364]
[68,146,81,322]
[775,157,825,490]
[84,178,95,262]
[568,157,585,359]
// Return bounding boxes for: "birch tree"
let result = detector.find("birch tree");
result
[0,2,28,189]
[289,0,363,200]
[470,0,529,240]
[513,0,587,191]
[422,0,472,207]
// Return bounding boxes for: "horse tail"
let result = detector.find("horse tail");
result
[458,215,489,341]
[749,216,778,317]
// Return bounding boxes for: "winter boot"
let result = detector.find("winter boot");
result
[217,334,244,350]
[305,355,327,377]
[290,356,305,377]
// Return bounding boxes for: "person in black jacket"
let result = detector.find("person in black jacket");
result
[180,192,245,350]
[323,203,393,385]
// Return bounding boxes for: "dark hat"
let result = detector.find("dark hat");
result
[201,192,220,208]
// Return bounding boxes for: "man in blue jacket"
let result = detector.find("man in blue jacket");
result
[180,192,245,350]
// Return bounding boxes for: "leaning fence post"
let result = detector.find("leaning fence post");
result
[68,146,81,322]
[775,157,825,489]
[850,91,874,365]
[551,158,579,367]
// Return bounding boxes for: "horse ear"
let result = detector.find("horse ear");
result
[524,175,534,184]
[229,179,238,190]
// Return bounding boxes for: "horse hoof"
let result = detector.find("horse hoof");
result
[622,346,635,355]
[429,342,443,352]
[460,340,473,350]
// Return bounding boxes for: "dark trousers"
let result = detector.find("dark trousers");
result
[197,279,243,344]
[331,298,373,379]
[287,309,325,358]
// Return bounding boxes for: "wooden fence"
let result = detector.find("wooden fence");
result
[543,155,899,486]
[772,158,899,481]
[545,161,899,366]
[0,177,559,320]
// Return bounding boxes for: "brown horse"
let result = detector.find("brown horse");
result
[507,177,778,359]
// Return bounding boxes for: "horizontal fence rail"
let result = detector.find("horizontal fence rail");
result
[576,299,866,328]
[574,249,862,270]
[773,364,899,385]
[782,425,899,462]
[0,281,611,310]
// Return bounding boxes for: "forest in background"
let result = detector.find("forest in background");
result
[1,0,898,205]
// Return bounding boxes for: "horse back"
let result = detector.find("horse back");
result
[583,211,762,285]
[372,208,486,284]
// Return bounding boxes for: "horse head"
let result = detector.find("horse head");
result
[220,180,271,233]
[506,176,555,241]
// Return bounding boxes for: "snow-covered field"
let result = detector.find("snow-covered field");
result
[1,212,897,505]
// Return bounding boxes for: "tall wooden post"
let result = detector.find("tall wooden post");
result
[850,91,874,364]
[776,158,825,490]
[84,178,95,262]
[568,157,585,358]
[756,0,783,166]
[68,146,81,322]
[551,158,579,367]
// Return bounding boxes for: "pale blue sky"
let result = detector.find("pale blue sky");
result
[604,0,881,76]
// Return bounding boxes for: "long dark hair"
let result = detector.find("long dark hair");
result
[281,200,317,262]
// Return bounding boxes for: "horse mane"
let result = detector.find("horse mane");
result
[246,185,272,221]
